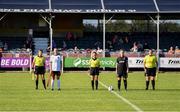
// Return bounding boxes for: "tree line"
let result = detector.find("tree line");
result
[83,20,180,32]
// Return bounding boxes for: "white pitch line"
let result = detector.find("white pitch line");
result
[99,81,143,112]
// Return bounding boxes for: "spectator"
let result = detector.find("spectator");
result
[112,35,119,50]
[25,40,31,49]
[66,32,74,41]
[131,42,138,52]
[137,41,143,51]
[86,48,91,54]
[97,47,103,54]
[168,46,175,54]
[175,46,180,53]
[52,40,56,50]
[112,35,118,44]
[94,41,101,48]
[73,33,78,41]
[107,41,113,50]
[23,44,26,49]
[0,47,3,52]
[143,42,150,50]
[124,36,129,44]
[46,44,50,54]
[119,37,124,44]
[27,35,32,44]
[62,41,67,50]
[74,46,79,53]
[3,42,8,51]
[0,40,3,48]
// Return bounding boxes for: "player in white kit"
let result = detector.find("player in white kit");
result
[50,48,62,91]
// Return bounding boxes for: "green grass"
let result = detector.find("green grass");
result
[0,72,180,111]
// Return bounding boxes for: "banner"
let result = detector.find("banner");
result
[64,57,180,68]
[121,57,180,68]
[0,9,137,13]
[0,58,30,68]
[128,58,144,68]
[64,57,145,68]
[160,58,180,68]
[64,57,116,68]
[1,57,180,68]
[64,57,144,68]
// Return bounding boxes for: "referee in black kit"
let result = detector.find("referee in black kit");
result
[116,50,129,91]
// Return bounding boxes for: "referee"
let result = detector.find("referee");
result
[89,51,100,90]
[32,49,46,90]
[116,50,129,91]
[144,49,158,90]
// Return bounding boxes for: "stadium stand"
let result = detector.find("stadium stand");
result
[0,32,179,58]
[0,37,26,50]
[51,32,180,51]
[33,37,48,54]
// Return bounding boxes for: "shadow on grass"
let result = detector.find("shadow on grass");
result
[118,88,180,92]
[31,88,180,92]
[59,88,108,91]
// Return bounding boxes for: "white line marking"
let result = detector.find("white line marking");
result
[99,81,143,112]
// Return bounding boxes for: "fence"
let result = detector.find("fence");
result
[0,52,180,71]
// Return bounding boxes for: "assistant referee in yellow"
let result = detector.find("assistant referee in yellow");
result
[144,49,158,90]
[32,49,46,90]
[89,51,100,90]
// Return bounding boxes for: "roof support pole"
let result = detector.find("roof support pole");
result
[156,13,160,71]
[106,14,115,24]
[103,14,106,58]
[39,14,53,53]
[48,0,53,54]
[0,13,8,22]
[102,13,106,70]
[101,0,105,58]
[153,0,160,71]
[49,15,53,52]
[148,14,157,24]
[39,0,53,53]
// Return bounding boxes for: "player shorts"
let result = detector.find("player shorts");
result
[145,67,156,77]
[90,67,99,76]
[117,72,128,78]
[34,66,45,75]
[52,71,61,76]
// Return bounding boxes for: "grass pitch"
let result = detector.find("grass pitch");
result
[0,72,180,111]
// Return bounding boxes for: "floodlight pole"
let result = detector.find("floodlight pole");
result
[156,13,160,71]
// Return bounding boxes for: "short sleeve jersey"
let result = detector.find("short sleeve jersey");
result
[116,57,128,73]
[34,56,45,67]
[144,55,157,68]
[50,55,62,71]
[89,58,100,68]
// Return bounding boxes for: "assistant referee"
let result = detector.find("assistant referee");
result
[32,49,46,90]
[89,51,100,90]
[144,49,158,90]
